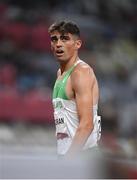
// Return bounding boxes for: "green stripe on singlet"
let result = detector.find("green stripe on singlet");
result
[53,64,76,100]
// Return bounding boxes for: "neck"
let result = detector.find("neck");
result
[60,55,79,74]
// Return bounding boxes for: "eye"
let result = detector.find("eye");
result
[60,35,70,41]
[51,36,58,42]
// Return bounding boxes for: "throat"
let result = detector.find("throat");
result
[60,57,79,74]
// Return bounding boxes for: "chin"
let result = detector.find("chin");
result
[56,57,66,63]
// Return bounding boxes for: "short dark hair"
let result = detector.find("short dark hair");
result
[48,20,80,38]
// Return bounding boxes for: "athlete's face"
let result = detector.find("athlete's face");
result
[50,31,81,62]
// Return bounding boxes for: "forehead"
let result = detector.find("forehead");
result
[50,31,73,37]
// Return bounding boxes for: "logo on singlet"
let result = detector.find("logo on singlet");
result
[53,101,63,109]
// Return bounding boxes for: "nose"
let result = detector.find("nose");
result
[56,39,62,47]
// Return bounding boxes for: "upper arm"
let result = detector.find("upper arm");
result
[71,65,95,127]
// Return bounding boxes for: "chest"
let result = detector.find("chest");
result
[53,76,74,100]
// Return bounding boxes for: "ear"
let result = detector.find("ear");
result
[75,39,82,50]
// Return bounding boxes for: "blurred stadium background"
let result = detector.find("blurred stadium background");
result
[0,0,137,178]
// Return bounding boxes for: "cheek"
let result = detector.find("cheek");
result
[65,43,75,52]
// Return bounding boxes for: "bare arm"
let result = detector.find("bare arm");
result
[66,64,95,156]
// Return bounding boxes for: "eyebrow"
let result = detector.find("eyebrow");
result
[50,35,71,41]
[50,36,58,40]
[60,35,70,40]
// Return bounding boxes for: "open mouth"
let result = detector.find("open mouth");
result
[55,49,64,56]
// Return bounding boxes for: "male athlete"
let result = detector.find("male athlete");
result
[48,20,101,157]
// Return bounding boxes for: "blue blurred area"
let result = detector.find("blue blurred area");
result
[0,0,137,178]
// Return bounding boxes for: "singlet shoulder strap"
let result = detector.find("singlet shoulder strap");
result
[63,59,83,81]
[53,59,83,100]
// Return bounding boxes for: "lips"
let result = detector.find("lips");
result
[55,49,64,56]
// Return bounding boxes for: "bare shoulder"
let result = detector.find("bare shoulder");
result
[70,61,97,93]
[71,61,95,81]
